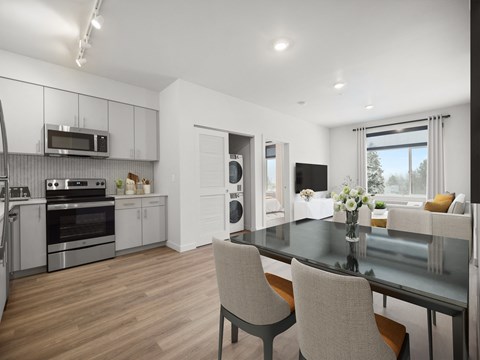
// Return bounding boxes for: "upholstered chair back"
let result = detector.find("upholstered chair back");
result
[291,259,396,360]
[212,239,291,325]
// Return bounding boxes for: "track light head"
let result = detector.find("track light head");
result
[91,14,104,29]
[75,57,87,67]
[79,39,91,49]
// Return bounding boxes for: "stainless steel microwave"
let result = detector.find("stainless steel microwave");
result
[44,124,109,158]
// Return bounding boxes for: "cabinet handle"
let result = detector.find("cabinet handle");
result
[137,209,141,220]
[83,117,86,128]
[38,206,41,219]
[144,209,147,219]
[122,203,135,206]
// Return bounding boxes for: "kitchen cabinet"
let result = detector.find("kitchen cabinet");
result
[134,107,158,161]
[115,199,142,251]
[79,95,108,131]
[0,78,44,154]
[115,196,166,251]
[44,88,79,127]
[108,101,135,159]
[19,204,46,270]
[142,197,166,245]
[45,89,108,131]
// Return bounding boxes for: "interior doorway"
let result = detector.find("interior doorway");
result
[229,133,255,233]
[264,140,290,228]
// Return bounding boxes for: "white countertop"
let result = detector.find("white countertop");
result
[112,193,167,199]
[0,198,47,221]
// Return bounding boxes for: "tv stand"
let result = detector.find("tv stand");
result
[294,198,334,221]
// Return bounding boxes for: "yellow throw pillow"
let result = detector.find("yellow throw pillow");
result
[433,193,455,204]
[424,200,451,213]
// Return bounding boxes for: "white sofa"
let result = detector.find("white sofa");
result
[387,203,472,240]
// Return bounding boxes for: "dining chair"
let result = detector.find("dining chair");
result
[212,238,296,360]
[387,208,434,359]
[291,258,410,360]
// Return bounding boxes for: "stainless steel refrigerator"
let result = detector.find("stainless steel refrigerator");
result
[0,100,10,322]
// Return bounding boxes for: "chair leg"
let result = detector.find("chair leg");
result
[218,310,225,360]
[383,294,387,308]
[231,323,239,343]
[427,310,433,360]
[263,337,274,360]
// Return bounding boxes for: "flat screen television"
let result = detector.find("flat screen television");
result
[295,163,327,193]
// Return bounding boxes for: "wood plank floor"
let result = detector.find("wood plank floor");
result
[0,245,476,359]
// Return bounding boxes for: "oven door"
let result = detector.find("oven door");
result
[46,201,115,252]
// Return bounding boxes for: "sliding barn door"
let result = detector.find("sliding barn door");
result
[196,128,229,246]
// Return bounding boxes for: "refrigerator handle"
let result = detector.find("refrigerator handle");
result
[0,179,8,261]
[0,100,9,179]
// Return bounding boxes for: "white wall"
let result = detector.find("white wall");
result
[156,79,330,251]
[0,50,159,109]
[329,103,470,200]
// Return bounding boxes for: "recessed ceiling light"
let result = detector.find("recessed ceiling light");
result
[333,82,345,90]
[365,104,374,110]
[273,39,291,52]
[91,14,104,30]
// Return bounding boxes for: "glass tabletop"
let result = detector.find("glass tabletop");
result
[231,219,469,308]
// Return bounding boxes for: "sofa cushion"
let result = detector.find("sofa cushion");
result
[448,193,466,214]
[424,200,451,213]
[434,193,455,204]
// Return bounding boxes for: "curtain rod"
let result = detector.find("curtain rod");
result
[352,114,450,132]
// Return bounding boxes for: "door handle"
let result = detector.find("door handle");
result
[144,209,147,219]
[137,209,141,220]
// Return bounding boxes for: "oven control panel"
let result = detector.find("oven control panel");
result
[46,179,106,190]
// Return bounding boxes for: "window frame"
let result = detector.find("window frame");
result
[366,125,428,197]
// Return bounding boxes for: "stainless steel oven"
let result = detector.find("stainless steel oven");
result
[46,179,115,272]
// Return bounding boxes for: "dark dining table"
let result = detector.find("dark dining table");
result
[230,219,470,360]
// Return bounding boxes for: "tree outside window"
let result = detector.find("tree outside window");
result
[366,126,428,196]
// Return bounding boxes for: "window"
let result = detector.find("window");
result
[367,126,427,196]
[266,145,276,192]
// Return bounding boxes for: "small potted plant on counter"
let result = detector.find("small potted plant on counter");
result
[373,200,386,215]
[142,178,151,194]
[115,179,124,195]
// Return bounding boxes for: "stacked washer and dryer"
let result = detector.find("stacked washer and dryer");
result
[229,154,244,233]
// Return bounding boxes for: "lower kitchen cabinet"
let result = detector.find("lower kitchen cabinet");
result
[19,204,47,270]
[115,196,167,251]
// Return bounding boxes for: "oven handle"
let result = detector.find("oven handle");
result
[47,201,115,211]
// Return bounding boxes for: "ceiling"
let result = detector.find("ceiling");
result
[0,0,470,127]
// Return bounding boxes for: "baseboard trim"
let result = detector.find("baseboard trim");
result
[167,241,197,253]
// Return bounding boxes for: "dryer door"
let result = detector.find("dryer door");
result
[229,160,243,185]
[230,199,244,224]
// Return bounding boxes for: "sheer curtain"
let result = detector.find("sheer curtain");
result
[427,115,445,199]
[356,127,367,188]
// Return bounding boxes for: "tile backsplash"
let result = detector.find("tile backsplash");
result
[2,154,154,198]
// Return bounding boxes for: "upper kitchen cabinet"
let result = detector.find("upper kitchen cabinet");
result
[44,88,78,127]
[0,78,44,154]
[134,107,158,161]
[108,101,135,159]
[79,95,108,131]
[45,88,108,131]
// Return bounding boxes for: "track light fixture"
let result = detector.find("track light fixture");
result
[76,57,87,67]
[75,0,104,68]
[91,14,104,30]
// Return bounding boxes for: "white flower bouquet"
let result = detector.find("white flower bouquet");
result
[331,185,374,213]
[299,188,315,202]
